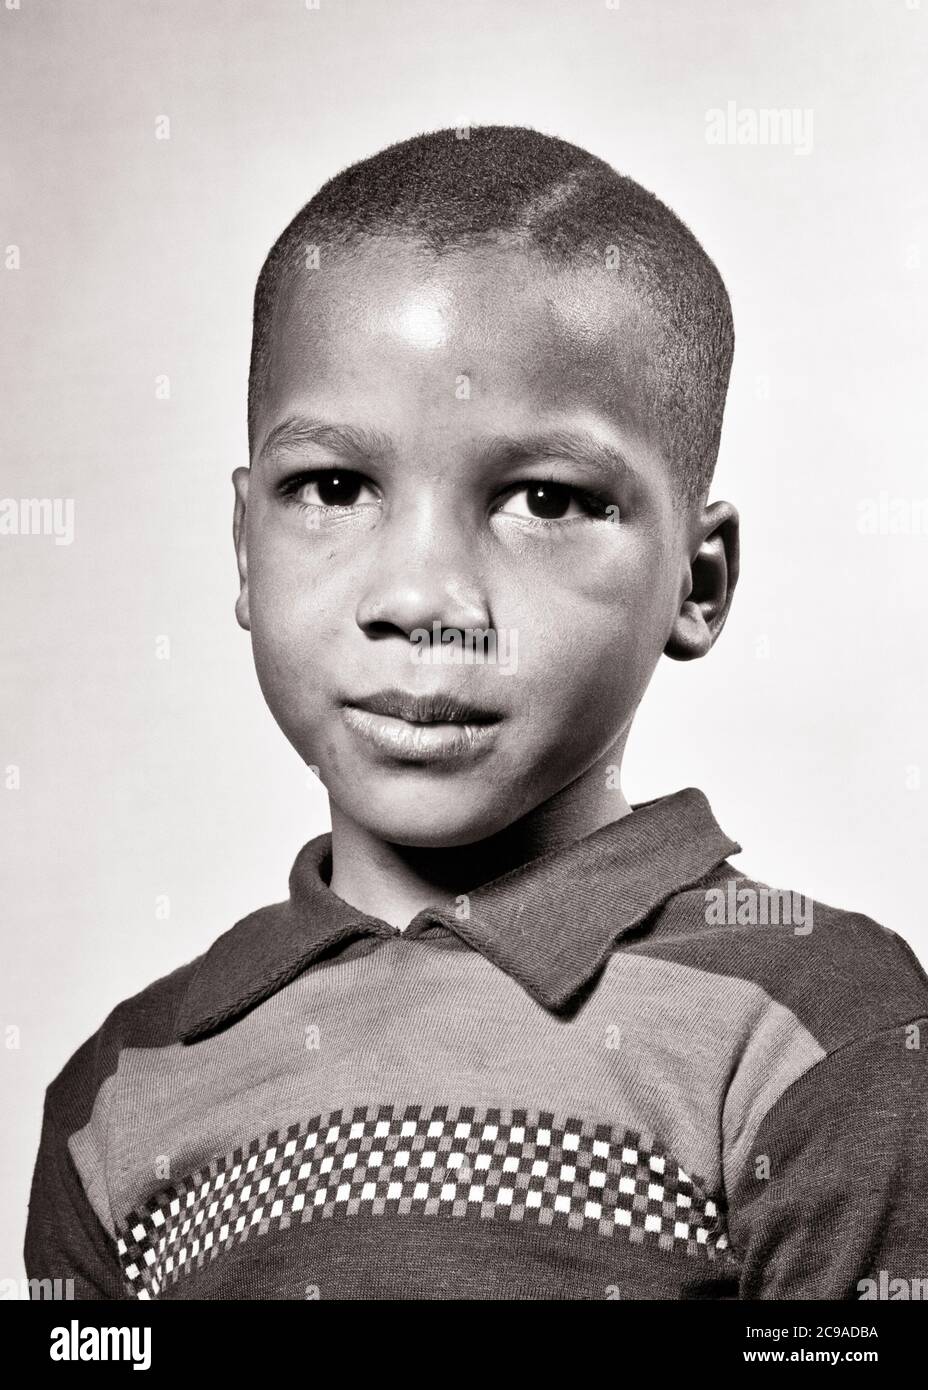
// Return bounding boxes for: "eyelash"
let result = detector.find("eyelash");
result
[277,470,377,511]
[278,469,616,525]
[501,476,615,525]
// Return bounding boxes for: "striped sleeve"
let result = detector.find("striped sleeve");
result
[727,1018,928,1298]
[25,1087,127,1300]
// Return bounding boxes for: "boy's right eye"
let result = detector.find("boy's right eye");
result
[280,469,380,509]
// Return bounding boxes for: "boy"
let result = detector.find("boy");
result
[25,126,928,1300]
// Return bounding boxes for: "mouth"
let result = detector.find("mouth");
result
[340,687,503,764]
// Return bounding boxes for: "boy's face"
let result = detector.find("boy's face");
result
[235,239,727,847]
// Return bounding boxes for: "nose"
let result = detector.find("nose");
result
[355,493,492,640]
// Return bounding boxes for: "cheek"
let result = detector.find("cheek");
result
[501,539,674,719]
[245,559,332,731]
[248,522,344,656]
[521,618,647,742]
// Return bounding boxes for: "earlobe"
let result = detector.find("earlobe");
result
[232,467,251,632]
[664,500,739,662]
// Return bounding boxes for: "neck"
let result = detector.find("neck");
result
[327,748,632,929]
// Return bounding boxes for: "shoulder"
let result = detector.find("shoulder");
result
[43,953,204,1135]
[649,861,928,1054]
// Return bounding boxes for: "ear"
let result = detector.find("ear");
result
[664,500,739,661]
[232,466,251,631]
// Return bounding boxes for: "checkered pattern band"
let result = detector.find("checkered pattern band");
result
[116,1104,730,1298]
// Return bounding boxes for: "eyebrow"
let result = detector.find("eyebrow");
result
[258,416,395,467]
[476,428,637,489]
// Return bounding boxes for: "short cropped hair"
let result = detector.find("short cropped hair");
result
[248,125,734,501]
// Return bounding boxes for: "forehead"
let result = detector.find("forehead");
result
[259,238,663,456]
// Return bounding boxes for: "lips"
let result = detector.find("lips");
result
[340,687,503,764]
[346,687,501,725]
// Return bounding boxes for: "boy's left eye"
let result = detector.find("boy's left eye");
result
[496,482,608,521]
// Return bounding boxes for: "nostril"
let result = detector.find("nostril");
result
[363,620,408,641]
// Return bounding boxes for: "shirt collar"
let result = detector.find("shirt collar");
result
[176,787,740,1043]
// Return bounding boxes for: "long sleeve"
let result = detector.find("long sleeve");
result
[24,1089,127,1300]
[728,1018,928,1298]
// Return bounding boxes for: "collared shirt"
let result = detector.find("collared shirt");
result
[25,788,928,1300]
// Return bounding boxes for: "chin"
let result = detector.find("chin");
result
[346,786,517,849]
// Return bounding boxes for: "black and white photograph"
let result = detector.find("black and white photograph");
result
[2,0,927,1357]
